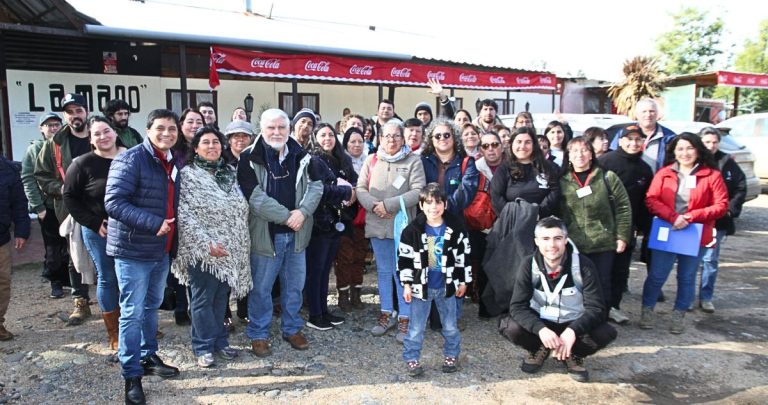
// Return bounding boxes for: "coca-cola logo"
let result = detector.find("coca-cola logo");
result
[747,77,757,84]
[349,64,373,76]
[760,78,768,85]
[541,76,553,84]
[212,52,226,64]
[516,76,531,85]
[427,70,446,81]
[250,58,281,69]
[459,73,477,83]
[489,76,505,84]
[305,60,331,72]
[733,76,743,84]
[390,67,412,78]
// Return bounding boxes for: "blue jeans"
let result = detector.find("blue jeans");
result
[371,238,409,319]
[305,233,341,317]
[642,248,705,311]
[114,255,169,379]
[403,287,460,361]
[246,233,306,340]
[81,227,119,312]
[700,230,726,302]
[188,263,230,356]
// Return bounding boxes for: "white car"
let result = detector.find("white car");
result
[716,113,768,188]
[499,113,629,137]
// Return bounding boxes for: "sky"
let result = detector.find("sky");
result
[157,0,764,81]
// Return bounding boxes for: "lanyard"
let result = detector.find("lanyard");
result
[571,170,594,188]
[538,273,569,305]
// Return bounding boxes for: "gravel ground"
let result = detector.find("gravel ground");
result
[2,196,768,404]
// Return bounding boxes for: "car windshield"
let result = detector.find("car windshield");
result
[719,133,745,152]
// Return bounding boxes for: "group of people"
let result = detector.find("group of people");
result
[0,85,747,402]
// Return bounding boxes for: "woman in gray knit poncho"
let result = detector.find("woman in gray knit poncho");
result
[171,126,251,368]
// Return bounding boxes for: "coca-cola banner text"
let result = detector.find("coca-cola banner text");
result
[210,46,557,91]
[717,70,768,89]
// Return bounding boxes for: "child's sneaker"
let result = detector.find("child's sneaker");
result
[442,356,458,373]
[406,360,424,377]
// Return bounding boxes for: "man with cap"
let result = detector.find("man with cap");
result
[413,78,456,129]
[599,124,653,324]
[21,113,70,298]
[291,108,317,149]
[103,99,143,149]
[34,93,93,325]
[223,120,255,166]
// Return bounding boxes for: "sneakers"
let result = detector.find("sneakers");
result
[639,307,654,330]
[521,345,550,374]
[701,301,715,313]
[251,339,271,357]
[406,360,424,377]
[670,310,686,334]
[197,353,215,368]
[216,347,239,360]
[67,297,91,326]
[442,356,458,373]
[0,324,14,341]
[563,355,589,382]
[283,332,309,350]
[395,317,409,344]
[608,307,630,325]
[324,312,345,326]
[307,315,333,331]
[50,282,64,299]
[371,312,397,336]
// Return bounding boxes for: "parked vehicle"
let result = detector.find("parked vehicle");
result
[716,113,768,189]
[500,113,629,137]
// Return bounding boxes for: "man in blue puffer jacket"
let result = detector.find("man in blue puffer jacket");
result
[0,155,30,341]
[105,109,182,405]
[608,98,676,173]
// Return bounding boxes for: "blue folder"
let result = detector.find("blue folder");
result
[648,216,703,257]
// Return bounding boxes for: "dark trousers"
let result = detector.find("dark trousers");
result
[585,250,615,309]
[501,318,616,358]
[305,233,341,317]
[469,230,489,318]
[38,209,70,286]
[224,292,249,320]
[166,271,189,316]
[610,237,636,309]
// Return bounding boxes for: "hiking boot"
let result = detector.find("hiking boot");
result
[124,376,145,405]
[521,345,550,374]
[197,353,215,368]
[350,286,364,310]
[67,297,91,326]
[337,288,352,312]
[307,315,333,331]
[406,360,424,377]
[0,324,14,341]
[639,307,654,330]
[564,355,589,382]
[670,310,686,334]
[395,317,409,344]
[701,301,715,313]
[371,312,397,336]
[102,309,120,350]
[608,307,630,325]
[283,332,309,350]
[442,356,458,373]
[50,281,64,299]
[324,312,345,326]
[251,340,271,357]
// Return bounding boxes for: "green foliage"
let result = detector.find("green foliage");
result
[733,19,768,112]
[655,7,724,75]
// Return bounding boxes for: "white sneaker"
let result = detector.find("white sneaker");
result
[197,353,215,368]
[608,307,630,325]
[701,301,715,313]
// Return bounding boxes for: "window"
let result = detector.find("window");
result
[279,92,319,115]
[494,98,513,115]
[165,90,218,115]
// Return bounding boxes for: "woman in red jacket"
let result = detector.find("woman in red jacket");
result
[640,133,728,334]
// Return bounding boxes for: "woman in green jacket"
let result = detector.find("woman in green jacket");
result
[559,137,631,310]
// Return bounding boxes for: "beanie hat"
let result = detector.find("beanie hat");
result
[224,120,254,137]
[414,102,433,120]
[342,127,365,151]
[291,108,317,129]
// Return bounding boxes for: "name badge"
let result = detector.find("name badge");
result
[540,305,560,321]
[685,175,697,189]
[576,186,592,198]
[392,175,406,189]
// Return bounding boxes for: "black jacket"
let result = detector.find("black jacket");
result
[490,161,560,218]
[714,150,746,235]
[0,157,31,246]
[599,148,653,233]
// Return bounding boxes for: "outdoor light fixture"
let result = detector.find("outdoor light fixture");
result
[244,93,254,121]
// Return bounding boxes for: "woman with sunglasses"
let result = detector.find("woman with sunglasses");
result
[62,116,126,350]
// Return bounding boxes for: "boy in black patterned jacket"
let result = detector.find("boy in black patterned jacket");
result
[397,183,472,377]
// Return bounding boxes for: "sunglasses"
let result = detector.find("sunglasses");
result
[481,142,500,150]
[433,132,452,140]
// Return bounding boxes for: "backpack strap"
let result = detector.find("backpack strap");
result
[600,169,616,219]
[53,143,66,181]
[461,156,469,174]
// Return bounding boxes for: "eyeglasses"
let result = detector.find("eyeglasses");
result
[481,142,500,150]
[433,132,452,140]
[42,122,62,128]
[382,134,403,140]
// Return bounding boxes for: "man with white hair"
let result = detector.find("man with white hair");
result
[609,98,676,172]
[237,109,323,357]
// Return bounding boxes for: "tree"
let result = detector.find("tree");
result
[733,19,768,112]
[655,7,724,75]
[608,56,665,116]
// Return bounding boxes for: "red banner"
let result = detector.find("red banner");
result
[210,46,557,91]
[717,70,768,89]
